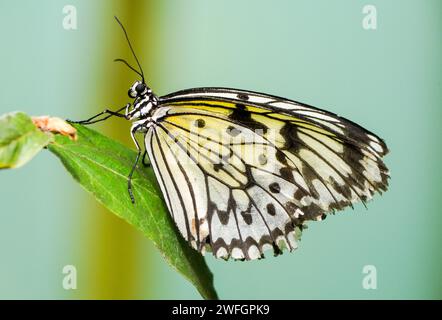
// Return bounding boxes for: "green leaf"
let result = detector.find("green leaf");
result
[48,124,218,300]
[0,112,52,169]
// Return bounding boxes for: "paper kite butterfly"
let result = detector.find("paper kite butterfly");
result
[70,17,390,261]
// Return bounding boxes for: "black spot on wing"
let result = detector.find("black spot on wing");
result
[229,103,268,134]
[194,118,206,128]
[213,163,223,172]
[269,182,281,193]
[209,195,235,226]
[280,122,301,152]
[275,149,288,165]
[279,167,294,183]
[266,203,276,216]
[241,210,253,225]
[272,242,283,256]
[237,93,249,100]
[285,201,298,215]
[299,203,323,220]
[329,176,353,203]
[216,209,230,225]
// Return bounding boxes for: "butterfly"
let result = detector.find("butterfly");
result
[70,17,390,260]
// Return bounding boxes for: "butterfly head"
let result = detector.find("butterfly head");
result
[128,80,150,98]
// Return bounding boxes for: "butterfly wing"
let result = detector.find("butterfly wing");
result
[145,87,389,260]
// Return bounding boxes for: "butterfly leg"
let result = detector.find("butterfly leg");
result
[67,104,130,125]
[127,123,144,204]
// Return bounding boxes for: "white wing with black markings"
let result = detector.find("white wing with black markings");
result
[143,87,389,260]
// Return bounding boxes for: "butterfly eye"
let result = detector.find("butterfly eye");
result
[128,88,137,98]
[135,83,146,94]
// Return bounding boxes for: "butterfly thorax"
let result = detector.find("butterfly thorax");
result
[131,92,159,119]
[126,81,159,121]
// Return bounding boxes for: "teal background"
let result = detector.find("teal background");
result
[0,0,440,299]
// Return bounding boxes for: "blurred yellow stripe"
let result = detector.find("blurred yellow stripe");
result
[78,0,157,299]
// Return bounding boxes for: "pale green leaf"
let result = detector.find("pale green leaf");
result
[48,124,218,300]
[0,112,52,169]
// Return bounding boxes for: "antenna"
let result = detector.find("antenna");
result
[114,58,143,78]
[114,16,145,82]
